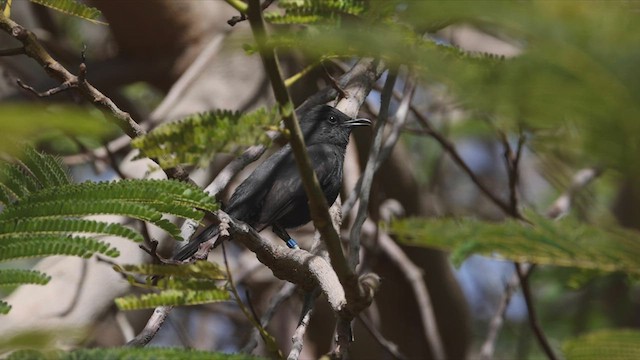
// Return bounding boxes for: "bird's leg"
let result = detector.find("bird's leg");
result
[272,224,299,249]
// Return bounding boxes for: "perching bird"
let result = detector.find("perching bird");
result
[173,105,370,261]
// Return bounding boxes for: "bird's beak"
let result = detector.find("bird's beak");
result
[343,118,371,127]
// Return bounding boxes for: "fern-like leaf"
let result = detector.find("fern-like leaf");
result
[390,213,640,274]
[563,329,640,360]
[29,0,106,25]
[0,269,51,287]
[0,218,143,242]
[266,0,365,24]
[0,236,119,261]
[132,107,279,168]
[23,147,70,187]
[115,289,230,310]
[116,261,226,280]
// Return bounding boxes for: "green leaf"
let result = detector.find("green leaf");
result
[116,261,226,280]
[390,213,640,274]
[115,289,230,310]
[29,0,106,25]
[563,329,640,360]
[0,104,107,156]
[0,236,119,261]
[266,0,366,25]
[0,269,50,287]
[0,300,10,315]
[132,107,279,168]
[0,218,143,243]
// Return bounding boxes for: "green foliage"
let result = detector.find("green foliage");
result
[265,0,365,25]
[0,269,51,287]
[132,107,280,169]
[7,347,262,360]
[115,261,226,280]
[113,261,229,310]
[0,329,84,357]
[390,213,640,275]
[0,104,108,156]
[563,329,640,360]
[29,0,106,24]
[0,270,51,312]
[115,289,229,310]
[0,148,219,314]
[0,301,9,314]
[264,1,640,178]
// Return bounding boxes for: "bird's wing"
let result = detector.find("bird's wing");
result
[258,143,342,227]
[224,146,293,223]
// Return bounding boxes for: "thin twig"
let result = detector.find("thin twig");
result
[16,78,72,97]
[478,265,526,360]
[342,74,416,215]
[413,111,525,220]
[377,230,445,360]
[0,46,24,56]
[242,282,297,354]
[104,140,127,180]
[357,313,408,360]
[497,127,526,217]
[515,263,557,360]
[288,289,320,360]
[58,259,89,317]
[0,13,191,182]
[346,68,398,270]
[227,0,275,26]
[479,168,601,359]
[222,242,284,359]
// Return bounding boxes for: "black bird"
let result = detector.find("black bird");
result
[173,105,370,261]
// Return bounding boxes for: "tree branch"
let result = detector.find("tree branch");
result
[288,289,320,360]
[479,167,601,359]
[247,1,379,325]
[346,68,397,270]
[0,13,191,182]
[410,109,524,220]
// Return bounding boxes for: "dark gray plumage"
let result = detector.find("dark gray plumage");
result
[174,105,370,261]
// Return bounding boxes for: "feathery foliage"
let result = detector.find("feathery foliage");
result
[0,148,219,314]
[6,347,262,360]
[563,329,640,360]
[29,0,106,24]
[263,1,640,178]
[0,269,51,287]
[113,261,229,310]
[265,0,365,25]
[0,270,50,314]
[0,104,107,157]
[390,213,640,275]
[132,107,280,168]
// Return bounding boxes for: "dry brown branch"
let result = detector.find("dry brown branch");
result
[0,13,190,182]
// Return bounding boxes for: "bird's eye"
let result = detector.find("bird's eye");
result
[328,116,337,124]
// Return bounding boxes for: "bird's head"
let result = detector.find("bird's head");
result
[300,105,371,147]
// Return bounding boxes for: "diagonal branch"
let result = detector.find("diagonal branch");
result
[479,167,601,359]
[414,113,523,220]
[246,1,380,327]
[0,13,190,182]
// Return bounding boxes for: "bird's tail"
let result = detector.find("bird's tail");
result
[172,224,221,261]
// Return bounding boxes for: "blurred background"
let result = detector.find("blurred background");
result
[1,1,639,359]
